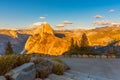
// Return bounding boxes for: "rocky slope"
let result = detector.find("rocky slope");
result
[57,26,120,46]
[86,26,120,46]
[0,29,30,54]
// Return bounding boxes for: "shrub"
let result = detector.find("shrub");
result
[0,54,30,75]
[30,54,45,64]
[36,67,48,79]
[52,62,64,75]
[13,54,30,67]
[52,58,63,63]
[31,57,44,64]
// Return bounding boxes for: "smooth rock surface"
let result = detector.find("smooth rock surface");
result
[62,58,120,80]
[0,76,6,80]
[48,74,73,80]
[36,60,53,77]
[35,78,50,80]
[5,62,36,80]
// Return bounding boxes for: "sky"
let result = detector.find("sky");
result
[0,0,120,29]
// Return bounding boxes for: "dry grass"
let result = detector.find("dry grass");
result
[52,62,64,75]
[0,54,67,78]
[0,54,30,75]
[52,58,63,63]
[30,57,44,64]
[52,58,64,75]
[36,67,48,79]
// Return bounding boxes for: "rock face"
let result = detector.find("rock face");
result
[4,58,69,80]
[0,33,29,54]
[0,29,18,38]
[0,76,6,80]
[33,22,54,36]
[25,22,70,55]
[5,62,36,80]
[36,60,53,78]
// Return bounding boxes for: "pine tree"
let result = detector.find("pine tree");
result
[68,38,75,55]
[69,37,80,55]
[5,42,14,55]
[70,38,75,49]
[79,33,92,54]
[80,33,89,48]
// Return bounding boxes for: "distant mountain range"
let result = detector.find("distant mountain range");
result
[0,22,120,55]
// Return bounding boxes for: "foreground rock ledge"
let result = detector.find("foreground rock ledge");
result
[3,57,70,80]
[5,62,36,80]
[0,76,6,80]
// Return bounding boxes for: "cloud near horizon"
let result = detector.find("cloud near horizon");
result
[40,16,46,20]
[93,20,120,26]
[94,15,103,19]
[28,22,44,29]
[56,20,73,28]
[56,23,65,28]
[62,20,73,24]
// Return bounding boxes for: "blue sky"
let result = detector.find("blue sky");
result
[0,0,120,29]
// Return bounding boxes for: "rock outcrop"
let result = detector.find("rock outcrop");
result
[4,57,69,80]
[33,22,54,36]
[0,76,6,80]
[36,60,53,78]
[25,22,70,55]
[0,33,29,54]
[5,62,36,80]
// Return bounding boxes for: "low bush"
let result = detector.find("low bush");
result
[0,54,30,75]
[52,63,64,75]
[36,67,48,79]
[31,56,44,64]
[52,58,63,63]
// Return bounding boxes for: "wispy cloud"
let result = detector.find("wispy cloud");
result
[28,22,43,29]
[94,15,103,19]
[93,20,120,26]
[111,22,120,25]
[109,9,115,13]
[56,23,65,28]
[40,16,46,20]
[32,22,43,26]
[62,20,73,24]
[93,20,111,26]
[56,20,73,28]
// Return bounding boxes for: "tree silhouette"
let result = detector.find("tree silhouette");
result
[79,33,92,54]
[66,37,79,55]
[68,38,75,55]
[80,33,89,48]
[70,38,75,49]
[5,42,14,55]
[65,33,95,55]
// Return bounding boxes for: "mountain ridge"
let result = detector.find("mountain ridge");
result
[0,23,119,55]
[25,22,70,55]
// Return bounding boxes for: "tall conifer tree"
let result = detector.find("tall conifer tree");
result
[5,42,14,55]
